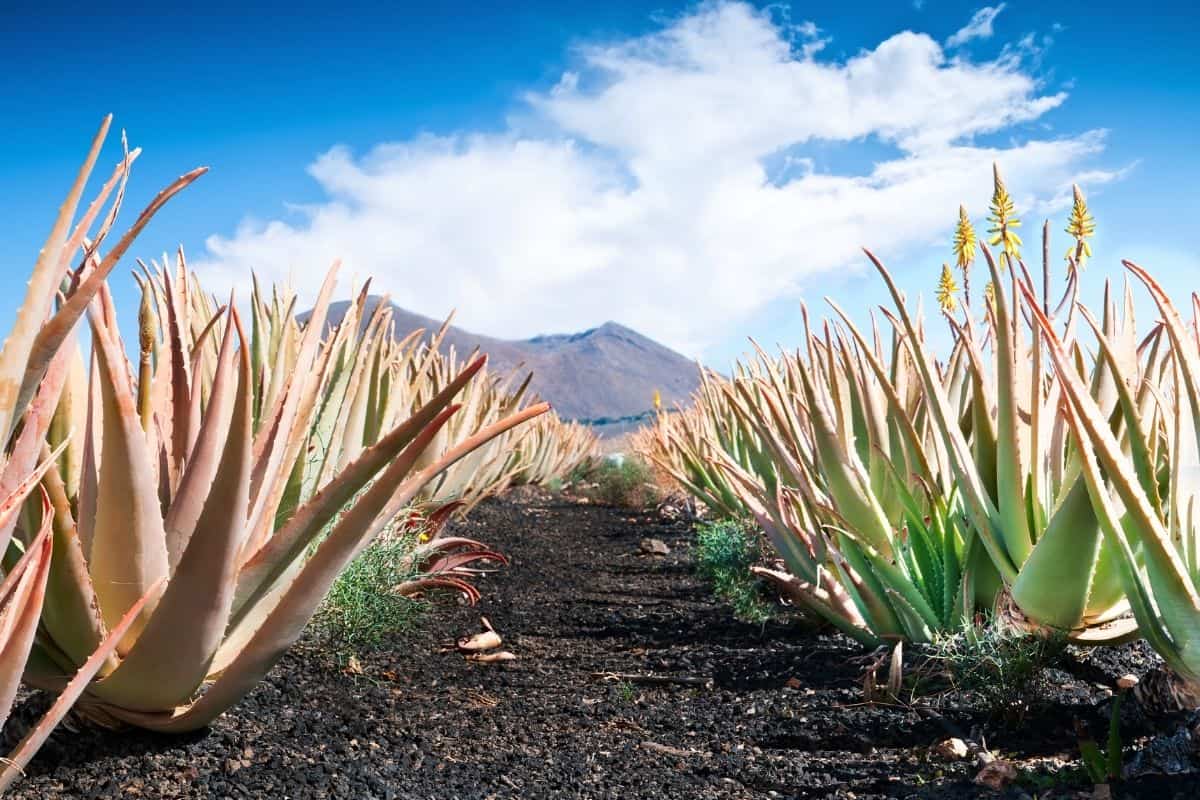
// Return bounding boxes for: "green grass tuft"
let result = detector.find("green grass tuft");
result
[313,534,427,653]
[586,456,660,508]
[924,621,1067,713]
[694,519,774,624]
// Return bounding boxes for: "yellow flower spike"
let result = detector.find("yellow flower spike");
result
[1064,184,1096,269]
[953,205,977,271]
[987,163,1022,266]
[936,264,959,313]
[653,388,662,411]
[953,205,977,306]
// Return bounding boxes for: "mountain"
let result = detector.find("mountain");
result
[321,297,701,431]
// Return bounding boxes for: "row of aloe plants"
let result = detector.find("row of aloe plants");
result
[638,168,1200,710]
[0,119,594,792]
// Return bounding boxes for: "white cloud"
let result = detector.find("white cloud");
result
[197,1,1114,357]
[947,4,1006,48]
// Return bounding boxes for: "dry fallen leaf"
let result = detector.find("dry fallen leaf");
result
[457,630,503,652]
[974,759,1017,790]
[932,738,969,761]
[465,651,518,663]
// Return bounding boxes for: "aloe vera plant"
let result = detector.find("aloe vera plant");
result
[716,317,983,646]
[871,208,1152,642]
[25,251,548,731]
[637,367,776,519]
[1030,260,1200,707]
[509,413,598,487]
[216,283,590,518]
[0,116,200,790]
[649,176,1151,647]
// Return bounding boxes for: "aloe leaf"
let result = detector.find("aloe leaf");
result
[89,308,253,711]
[86,303,170,650]
[0,117,109,442]
[0,580,161,793]
[108,403,547,731]
[16,166,207,424]
[0,503,55,728]
[1026,285,1200,672]
[1010,479,1102,631]
[231,355,491,619]
[163,298,241,570]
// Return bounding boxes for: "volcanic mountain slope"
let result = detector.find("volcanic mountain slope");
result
[322,297,701,425]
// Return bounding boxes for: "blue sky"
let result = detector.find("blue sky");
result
[2,1,1196,370]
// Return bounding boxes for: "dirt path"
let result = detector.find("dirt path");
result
[5,492,1196,798]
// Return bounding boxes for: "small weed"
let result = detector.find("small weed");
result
[313,534,427,654]
[617,681,636,704]
[923,621,1067,714]
[1078,692,1125,785]
[584,456,660,509]
[694,519,774,624]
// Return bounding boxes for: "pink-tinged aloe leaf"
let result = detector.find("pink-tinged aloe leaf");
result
[0,118,109,442]
[0,440,70,563]
[58,143,139,279]
[0,341,74,556]
[0,580,162,794]
[15,166,208,424]
[119,402,547,732]
[232,355,491,618]
[161,268,194,489]
[47,336,89,499]
[76,349,100,559]
[86,304,169,652]
[39,453,111,671]
[243,264,341,555]
[752,566,880,647]
[214,402,469,674]
[394,576,481,604]
[419,547,509,576]
[163,298,241,571]
[406,502,466,541]
[105,401,467,730]
[90,307,253,712]
[0,495,55,730]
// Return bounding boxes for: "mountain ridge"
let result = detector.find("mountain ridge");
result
[321,297,701,430]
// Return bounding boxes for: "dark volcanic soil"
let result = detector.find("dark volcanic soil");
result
[5,492,1200,798]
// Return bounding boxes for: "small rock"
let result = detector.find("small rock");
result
[974,759,1017,790]
[640,538,670,556]
[932,737,969,761]
[1117,674,1139,690]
